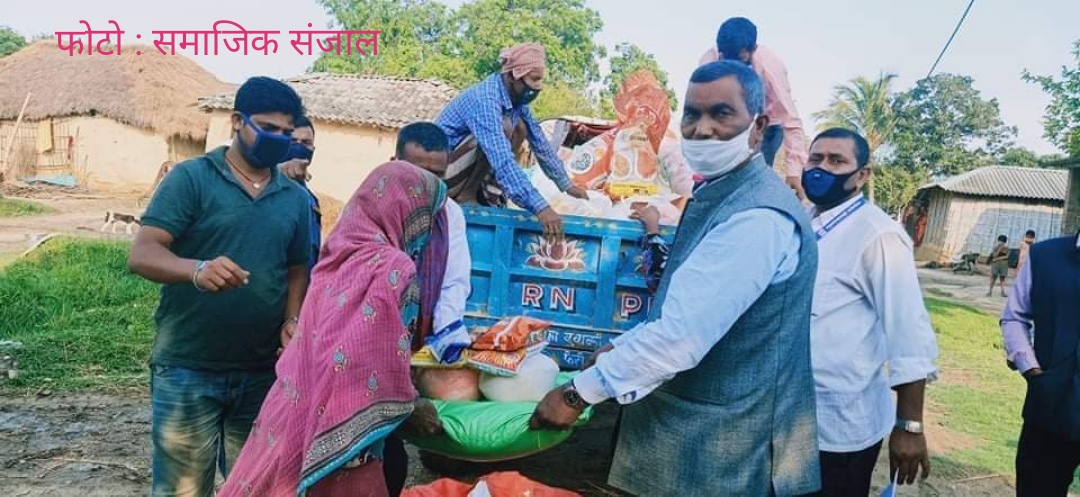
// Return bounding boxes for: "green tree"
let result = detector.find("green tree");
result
[314,0,606,93]
[0,26,26,58]
[873,165,930,218]
[312,0,469,84]
[602,42,678,115]
[890,73,1017,176]
[1023,40,1080,157]
[812,72,898,157]
[451,0,605,90]
[997,147,1041,167]
[530,82,598,119]
[812,72,900,203]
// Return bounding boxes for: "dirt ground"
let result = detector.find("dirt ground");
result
[0,193,1027,496]
[0,395,1017,497]
[0,190,145,259]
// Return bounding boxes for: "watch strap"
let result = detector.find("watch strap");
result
[895,419,923,434]
[563,381,587,408]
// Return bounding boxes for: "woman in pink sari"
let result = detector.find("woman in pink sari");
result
[219,161,449,497]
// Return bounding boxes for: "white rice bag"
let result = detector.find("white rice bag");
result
[478,353,560,402]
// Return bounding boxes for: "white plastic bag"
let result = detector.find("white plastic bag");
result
[478,353,560,402]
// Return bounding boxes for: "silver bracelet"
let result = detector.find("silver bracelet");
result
[192,260,208,292]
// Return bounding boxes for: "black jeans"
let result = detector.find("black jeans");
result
[805,440,883,497]
[1016,422,1080,496]
[383,435,409,497]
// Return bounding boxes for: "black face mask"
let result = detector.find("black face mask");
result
[802,167,861,208]
[519,82,541,105]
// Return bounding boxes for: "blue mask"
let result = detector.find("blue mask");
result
[287,142,314,162]
[802,167,860,208]
[237,114,291,169]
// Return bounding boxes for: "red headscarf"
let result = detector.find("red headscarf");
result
[500,42,546,79]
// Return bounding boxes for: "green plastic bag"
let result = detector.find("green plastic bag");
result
[402,372,593,462]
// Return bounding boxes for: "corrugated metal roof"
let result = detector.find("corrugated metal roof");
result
[918,165,1067,202]
[198,73,459,129]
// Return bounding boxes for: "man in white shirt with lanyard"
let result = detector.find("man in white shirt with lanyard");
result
[801,127,939,496]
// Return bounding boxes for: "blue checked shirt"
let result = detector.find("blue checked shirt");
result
[436,73,573,214]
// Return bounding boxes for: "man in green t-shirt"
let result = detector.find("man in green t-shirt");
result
[128,76,312,497]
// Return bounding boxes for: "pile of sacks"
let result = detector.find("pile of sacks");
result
[519,70,693,226]
[412,317,561,403]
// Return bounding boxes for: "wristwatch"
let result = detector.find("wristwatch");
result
[895,419,924,434]
[562,381,588,409]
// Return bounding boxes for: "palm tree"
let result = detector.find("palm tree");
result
[811,72,899,203]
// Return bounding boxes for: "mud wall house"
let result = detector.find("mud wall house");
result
[913,165,1066,263]
[0,40,232,190]
[198,73,458,204]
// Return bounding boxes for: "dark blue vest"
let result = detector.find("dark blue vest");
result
[1026,235,1080,439]
[608,157,821,496]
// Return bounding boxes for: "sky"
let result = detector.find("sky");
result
[7,0,1079,155]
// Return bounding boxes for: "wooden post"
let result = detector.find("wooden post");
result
[1,92,32,184]
[1064,167,1080,235]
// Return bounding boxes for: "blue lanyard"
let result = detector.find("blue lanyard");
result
[815,197,867,240]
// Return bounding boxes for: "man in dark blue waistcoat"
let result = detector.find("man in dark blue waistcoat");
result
[1001,233,1080,496]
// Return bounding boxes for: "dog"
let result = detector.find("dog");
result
[101,210,142,234]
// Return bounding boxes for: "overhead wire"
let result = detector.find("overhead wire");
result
[926,0,976,79]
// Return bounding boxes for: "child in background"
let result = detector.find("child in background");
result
[988,234,1010,297]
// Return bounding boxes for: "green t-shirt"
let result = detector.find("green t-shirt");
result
[140,146,312,371]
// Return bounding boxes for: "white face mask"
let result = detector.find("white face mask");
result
[681,117,757,179]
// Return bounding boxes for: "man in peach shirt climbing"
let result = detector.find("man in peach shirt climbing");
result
[700,17,809,200]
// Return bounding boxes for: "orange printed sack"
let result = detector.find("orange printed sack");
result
[613,70,672,152]
[567,132,615,190]
[470,316,551,352]
[401,478,473,497]
[475,471,582,496]
[467,348,529,377]
[402,471,581,497]
[606,124,660,198]
[606,71,671,198]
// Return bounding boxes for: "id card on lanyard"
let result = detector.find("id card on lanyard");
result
[815,197,867,240]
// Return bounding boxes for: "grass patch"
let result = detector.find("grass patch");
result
[0,237,157,393]
[922,297,1031,485]
[0,197,56,217]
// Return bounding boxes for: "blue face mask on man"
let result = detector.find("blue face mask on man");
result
[802,167,862,208]
[236,113,292,169]
[286,142,314,162]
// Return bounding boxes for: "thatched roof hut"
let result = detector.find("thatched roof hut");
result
[0,41,233,189]
[0,40,232,141]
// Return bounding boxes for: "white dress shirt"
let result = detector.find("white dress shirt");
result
[573,207,802,405]
[434,199,471,333]
[808,194,939,453]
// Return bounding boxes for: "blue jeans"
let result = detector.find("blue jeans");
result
[150,365,275,497]
[762,124,785,168]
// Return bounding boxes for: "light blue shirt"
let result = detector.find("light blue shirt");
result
[574,207,802,405]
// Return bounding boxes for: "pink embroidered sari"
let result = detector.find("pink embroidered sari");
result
[219,161,448,497]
